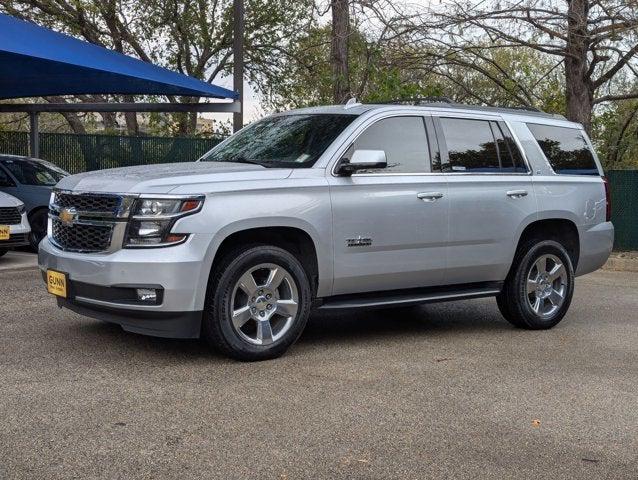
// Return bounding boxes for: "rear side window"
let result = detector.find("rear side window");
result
[351,116,430,173]
[527,124,599,175]
[438,118,527,173]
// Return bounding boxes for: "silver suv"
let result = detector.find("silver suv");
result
[38,102,614,360]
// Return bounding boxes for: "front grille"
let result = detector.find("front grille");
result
[55,192,121,213]
[52,219,113,252]
[0,207,21,225]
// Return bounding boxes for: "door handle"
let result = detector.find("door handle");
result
[417,192,444,202]
[506,190,528,198]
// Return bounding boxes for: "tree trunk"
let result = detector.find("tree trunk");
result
[331,0,350,103]
[100,111,118,131]
[564,0,594,132]
[123,95,139,135]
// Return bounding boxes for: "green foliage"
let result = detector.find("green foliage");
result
[592,100,638,169]
[262,25,442,110]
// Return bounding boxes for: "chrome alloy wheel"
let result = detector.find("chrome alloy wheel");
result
[526,254,567,318]
[230,263,299,346]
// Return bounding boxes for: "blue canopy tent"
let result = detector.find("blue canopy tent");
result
[0,11,243,155]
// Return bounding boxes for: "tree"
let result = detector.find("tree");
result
[261,24,442,111]
[331,0,351,102]
[401,0,638,132]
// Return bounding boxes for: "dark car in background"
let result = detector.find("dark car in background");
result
[0,155,69,250]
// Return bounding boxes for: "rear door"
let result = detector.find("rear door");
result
[328,114,449,295]
[433,115,537,285]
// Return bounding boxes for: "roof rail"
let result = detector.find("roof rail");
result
[373,99,564,120]
[380,97,457,105]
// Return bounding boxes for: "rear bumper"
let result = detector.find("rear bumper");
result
[576,221,614,276]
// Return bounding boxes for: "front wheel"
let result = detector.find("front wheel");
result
[497,240,575,329]
[202,245,312,361]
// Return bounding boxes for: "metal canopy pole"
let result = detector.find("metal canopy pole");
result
[28,112,39,158]
[233,0,244,133]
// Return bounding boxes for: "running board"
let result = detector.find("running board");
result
[318,282,502,310]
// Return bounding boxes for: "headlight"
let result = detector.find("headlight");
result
[16,203,25,214]
[124,196,203,248]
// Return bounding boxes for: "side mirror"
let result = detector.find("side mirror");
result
[336,149,387,176]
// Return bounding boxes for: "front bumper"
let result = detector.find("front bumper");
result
[38,234,214,338]
[0,213,30,248]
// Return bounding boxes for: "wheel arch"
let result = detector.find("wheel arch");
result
[205,221,327,299]
[513,218,580,271]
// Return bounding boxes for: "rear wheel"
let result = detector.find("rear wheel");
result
[28,208,48,252]
[497,240,574,329]
[202,245,312,361]
[0,248,7,258]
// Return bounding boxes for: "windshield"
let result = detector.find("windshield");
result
[200,114,357,168]
[1,158,68,186]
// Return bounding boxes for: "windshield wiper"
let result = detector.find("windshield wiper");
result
[229,156,266,167]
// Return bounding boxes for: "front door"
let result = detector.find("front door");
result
[328,115,449,296]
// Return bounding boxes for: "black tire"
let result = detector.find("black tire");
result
[202,245,312,361]
[0,248,7,258]
[28,208,48,252]
[496,239,574,330]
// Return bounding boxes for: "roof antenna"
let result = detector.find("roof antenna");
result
[344,97,361,109]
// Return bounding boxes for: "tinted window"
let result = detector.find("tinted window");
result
[0,167,15,187]
[200,114,356,168]
[0,159,67,186]
[351,116,430,173]
[493,122,527,173]
[440,118,501,172]
[527,124,599,175]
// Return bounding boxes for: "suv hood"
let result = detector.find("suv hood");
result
[56,162,293,194]
[0,191,24,207]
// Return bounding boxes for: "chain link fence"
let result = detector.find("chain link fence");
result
[607,170,638,251]
[0,131,223,174]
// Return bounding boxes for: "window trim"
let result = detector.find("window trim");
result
[433,115,532,176]
[330,113,438,177]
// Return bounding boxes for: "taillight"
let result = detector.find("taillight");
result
[602,176,611,222]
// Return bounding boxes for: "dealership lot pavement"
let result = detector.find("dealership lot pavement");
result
[1,267,636,479]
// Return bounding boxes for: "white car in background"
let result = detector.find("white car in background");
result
[0,191,30,257]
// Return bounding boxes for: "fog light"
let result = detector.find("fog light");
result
[137,288,157,303]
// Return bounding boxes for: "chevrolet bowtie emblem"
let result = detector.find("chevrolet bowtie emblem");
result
[59,207,77,226]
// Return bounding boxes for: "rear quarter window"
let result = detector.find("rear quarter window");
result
[527,124,599,175]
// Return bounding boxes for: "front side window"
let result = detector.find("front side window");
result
[200,114,357,168]
[349,116,431,173]
[527,124,599,175]
[0,159,67,186]
[0,166,15,187]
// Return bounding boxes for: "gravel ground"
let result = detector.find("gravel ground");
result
[0,268,636,479]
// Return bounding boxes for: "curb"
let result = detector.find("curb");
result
[602,256,638,273]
